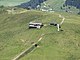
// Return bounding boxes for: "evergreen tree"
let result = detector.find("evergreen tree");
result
[65,0,80,14]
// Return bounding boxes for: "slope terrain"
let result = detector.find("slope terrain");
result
[20,12,80,60]
[0,10,63,60]
[0,0,79,13]
[0,9,80,60]
[0,0,30,6]
[17,0,79,13]
[41,0,65,11]
[41,0,79,13]
[0,0,80,60]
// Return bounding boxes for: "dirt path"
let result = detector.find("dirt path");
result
[58,14,65,25]
[12,34,44,60]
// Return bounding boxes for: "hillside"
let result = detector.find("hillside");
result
[0,0,30,6]
[0,9,80,60]
[0,0,80,60]
[41,0,79,13]
[17,0,79,13]
[0,10,62,60]
[20,12,80,60]
[0,0,79,13]
[64,0,80,14]
[17,0,65,11]
[41,0,65,11]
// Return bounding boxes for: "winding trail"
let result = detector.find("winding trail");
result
[58,14,65,25]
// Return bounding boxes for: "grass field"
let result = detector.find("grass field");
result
[41,0,79,13]
[0,10,64,60]
[0,9,80,60]
[0,0,79,13]
[42,0,65,11]
[0,0,30,6]
[19,12,80,60]
[0,1,80,60]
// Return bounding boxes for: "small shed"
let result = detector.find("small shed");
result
[29,22,43,29]
[50,21,61,31]
[50,21,57,26]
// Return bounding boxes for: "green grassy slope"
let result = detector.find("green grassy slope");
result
[0,10,80,60]
[20,12,80,60]
[0,0,30,6]
[0,10,62,60]
[43,0,65,11]
[41,0,78,13]
[0,0,78,13]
